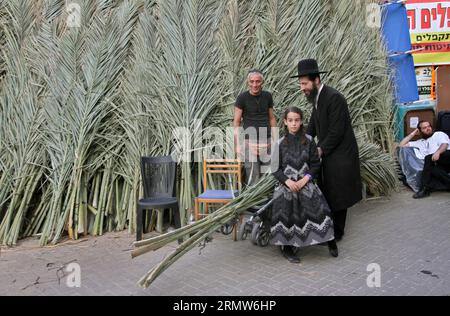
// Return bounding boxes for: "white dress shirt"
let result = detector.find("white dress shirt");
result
[408,131,450,160]
[315,84,324,109]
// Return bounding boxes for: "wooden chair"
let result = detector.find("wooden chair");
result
[194,159,242,221]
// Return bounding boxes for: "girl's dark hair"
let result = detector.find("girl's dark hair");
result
[283,106,307,145]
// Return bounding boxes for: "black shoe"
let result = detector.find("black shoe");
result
[413,188,430,199]
[281,246,301,264]
[328,240,339,258]
[334,235,343,242]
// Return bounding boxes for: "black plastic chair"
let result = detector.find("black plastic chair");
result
[136,156,181,241]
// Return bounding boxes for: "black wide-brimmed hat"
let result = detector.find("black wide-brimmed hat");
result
[290,59,328,78]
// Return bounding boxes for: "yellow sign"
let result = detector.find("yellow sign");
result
[407,0,450,65]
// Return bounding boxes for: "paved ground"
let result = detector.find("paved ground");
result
[0,188,449,296]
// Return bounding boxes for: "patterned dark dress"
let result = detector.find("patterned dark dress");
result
[270,133,335,248]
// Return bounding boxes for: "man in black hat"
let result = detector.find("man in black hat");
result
[292,59,363,256]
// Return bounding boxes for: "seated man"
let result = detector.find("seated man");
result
[397,146,424,193]
[399,120,450,198]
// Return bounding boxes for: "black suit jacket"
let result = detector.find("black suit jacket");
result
[307,85,362,211]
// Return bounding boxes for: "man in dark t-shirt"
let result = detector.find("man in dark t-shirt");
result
[234,69,277,185]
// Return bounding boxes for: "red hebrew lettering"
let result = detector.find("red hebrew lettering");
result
[448,8,450,27]
[437,4,446,28]
[407,9,417,30]
[431,8,437,21]
[421,9,431,29]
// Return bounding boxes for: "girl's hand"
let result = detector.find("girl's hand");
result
[285,179,300,192]
[296,177,310,191]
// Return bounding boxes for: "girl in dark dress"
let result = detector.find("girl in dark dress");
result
[271,107,337,263]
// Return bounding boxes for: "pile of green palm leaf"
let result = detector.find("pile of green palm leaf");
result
[133,175,276,288]
[0,0,398,248]
[131,0,398,288]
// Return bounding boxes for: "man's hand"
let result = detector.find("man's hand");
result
[318,147,323,158]
[249,143,270,156]
[432,151,441,162]
[432,143,449,162]
[399,129,420,147]
[235,144,241,157]
[257,143,271,156]
[249,143,259,156]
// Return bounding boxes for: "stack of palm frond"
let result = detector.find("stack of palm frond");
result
[133,175,276,288]
[0,0,398,248]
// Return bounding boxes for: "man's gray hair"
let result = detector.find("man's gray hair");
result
[247,69,264,81]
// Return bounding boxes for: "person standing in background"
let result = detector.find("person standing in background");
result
[234,69,277,186]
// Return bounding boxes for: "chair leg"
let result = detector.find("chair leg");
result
[142,209,147,234]
[149,210,156,232]
[156,209,164,233]
[195,198,199,221]
[136,205,143,241]
[233,215,242,242]
[173,204,182,229]
[173,204,184,244]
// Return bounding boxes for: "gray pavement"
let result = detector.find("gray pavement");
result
[0,188,449,296]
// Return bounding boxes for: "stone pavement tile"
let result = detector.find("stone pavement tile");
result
[316,285,343,296]
[243,290,264,296]
[282,277,315,290]
[429,282,450,296]
[142,287,165,296]
[1,189,449,296]
[289,285,321,296]
[238,279,262,289]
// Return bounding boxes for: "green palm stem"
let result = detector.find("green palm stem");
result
[138,225,218,288]
[6,171,42,245]
[23,186,51,237]
[39,186,65,246]
[116,179,129,231]
[134,176,277,288]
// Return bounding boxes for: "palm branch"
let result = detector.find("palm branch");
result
[0,0,398,251]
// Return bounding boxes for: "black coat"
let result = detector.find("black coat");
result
[307,85,362,211]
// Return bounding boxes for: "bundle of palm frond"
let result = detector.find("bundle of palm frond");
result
[32,0,141,245]
[0,0,6,80]
[132,175,276,288]
[130,0,230,226]
[0,0,143,246]
[357,134,399,196]
[130,0,398,288]
[0,0,46,246]
[0,0,398,247]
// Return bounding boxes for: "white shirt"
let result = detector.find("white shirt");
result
[408,131,450,160]
[315,84,324,109]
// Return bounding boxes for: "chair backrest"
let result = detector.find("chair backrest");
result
[437,111,450,137]
[141,156,177,198]
[203,159,242,192]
